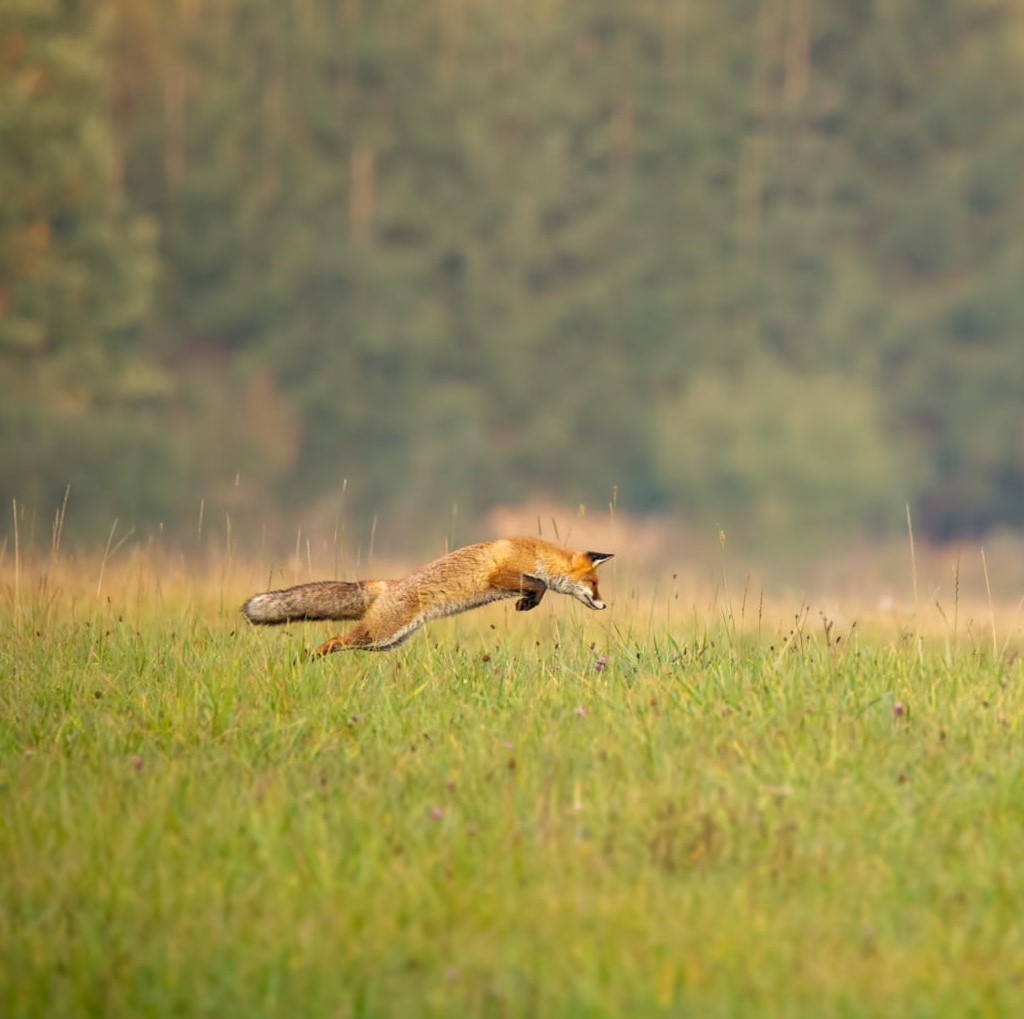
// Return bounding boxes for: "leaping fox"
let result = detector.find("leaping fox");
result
[241,536,613,655]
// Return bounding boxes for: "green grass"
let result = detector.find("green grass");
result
[2,566,1024,1017]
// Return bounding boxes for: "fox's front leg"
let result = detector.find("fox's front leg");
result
[515,574,547,612]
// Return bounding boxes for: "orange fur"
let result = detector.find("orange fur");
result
[241,537,613,654]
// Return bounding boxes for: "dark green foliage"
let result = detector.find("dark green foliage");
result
[2,0,1023,544]
[0,0,164,538]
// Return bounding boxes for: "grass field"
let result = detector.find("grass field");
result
[2,545,1023,1017]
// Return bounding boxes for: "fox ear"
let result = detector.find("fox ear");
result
[587,551,614,567]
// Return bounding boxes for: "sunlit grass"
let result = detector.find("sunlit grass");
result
[2,544,1023,1016]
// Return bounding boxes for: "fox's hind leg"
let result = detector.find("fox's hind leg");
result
[311,624,375,657]
[311,635,345,657]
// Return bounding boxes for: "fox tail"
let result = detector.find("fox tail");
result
[241,580,385,625]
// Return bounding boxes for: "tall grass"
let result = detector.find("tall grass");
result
[1,540,1023,1017]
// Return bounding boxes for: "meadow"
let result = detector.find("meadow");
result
[2,541,1023,1017]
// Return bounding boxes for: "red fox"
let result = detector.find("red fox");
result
[241,537,613,654]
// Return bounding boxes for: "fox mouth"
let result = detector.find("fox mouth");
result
[584,594,606,610]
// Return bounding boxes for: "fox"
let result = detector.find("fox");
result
[241,536,613,655]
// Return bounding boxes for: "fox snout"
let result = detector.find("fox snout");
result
[576,580,607,610]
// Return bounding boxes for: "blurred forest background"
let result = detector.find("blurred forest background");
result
[2,0,1023,557]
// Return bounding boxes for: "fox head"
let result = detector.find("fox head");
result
[567,550,614,610]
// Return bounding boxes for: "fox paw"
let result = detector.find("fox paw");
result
[311,636,345,658]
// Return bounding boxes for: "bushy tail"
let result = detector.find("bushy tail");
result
[241,580,386,625]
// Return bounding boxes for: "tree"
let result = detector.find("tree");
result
[0,0,163,534]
